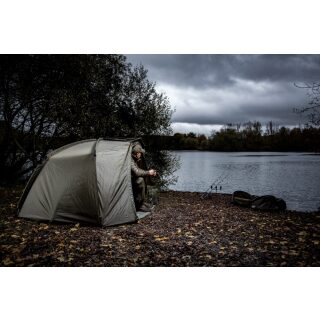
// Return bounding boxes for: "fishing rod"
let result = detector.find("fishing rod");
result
[201,179,225,199]
[201,171,226,196]
[201,162,261,199]
[201,165,232,199]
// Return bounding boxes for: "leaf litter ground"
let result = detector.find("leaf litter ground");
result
[1,187,320,266]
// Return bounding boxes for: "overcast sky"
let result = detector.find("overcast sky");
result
[126,55,320,135]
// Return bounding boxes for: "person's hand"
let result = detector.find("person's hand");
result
[148,169,157,176]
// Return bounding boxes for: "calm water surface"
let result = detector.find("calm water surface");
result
[169,151,320,212]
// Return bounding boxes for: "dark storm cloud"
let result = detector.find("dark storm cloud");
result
[174,104,301,126]
[127,54,320,88]
[128,54,236,88]
[169,80,308,126]
[126,54,320,130]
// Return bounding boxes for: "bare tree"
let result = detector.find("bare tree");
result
[265,121,278,135]
[294,82,320,126]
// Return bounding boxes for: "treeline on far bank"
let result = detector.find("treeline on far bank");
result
[143,124,320,152]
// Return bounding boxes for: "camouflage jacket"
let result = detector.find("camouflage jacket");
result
[131,157,149,177]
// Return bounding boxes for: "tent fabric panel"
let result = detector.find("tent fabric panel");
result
[18,163,44,212]
[52,154,100,224]
[51,140,96,159]
[136,210,152,220]
[96,140,136,226]
[19,153,99,224]
[18,160,62,221]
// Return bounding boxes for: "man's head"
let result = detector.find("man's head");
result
[132,144,145,159]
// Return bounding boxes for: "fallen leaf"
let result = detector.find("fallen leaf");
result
[155,236,169,242]
[3,258,13,266]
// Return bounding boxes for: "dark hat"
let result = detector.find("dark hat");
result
[132,144,145,154]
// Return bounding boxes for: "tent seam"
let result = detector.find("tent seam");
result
[128,143,138,221]
[94,138,103,226]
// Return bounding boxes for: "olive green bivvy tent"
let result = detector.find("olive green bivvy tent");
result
[18,138,147,227]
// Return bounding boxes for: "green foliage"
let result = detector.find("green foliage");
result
[0,55,175,185]
[212,128,242,151]
[147,124,320,152]
[145,149,180,190]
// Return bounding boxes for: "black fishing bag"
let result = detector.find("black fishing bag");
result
[231,190,253,207]
[251,195,286,211]
[232,190,286,211]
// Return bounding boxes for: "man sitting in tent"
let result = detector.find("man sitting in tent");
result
[131,144,157,212]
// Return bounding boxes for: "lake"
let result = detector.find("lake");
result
[168,151,320,212]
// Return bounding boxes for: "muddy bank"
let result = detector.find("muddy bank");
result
[1,187,320,266]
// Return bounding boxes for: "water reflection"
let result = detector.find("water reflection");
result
[169,151,320,212]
